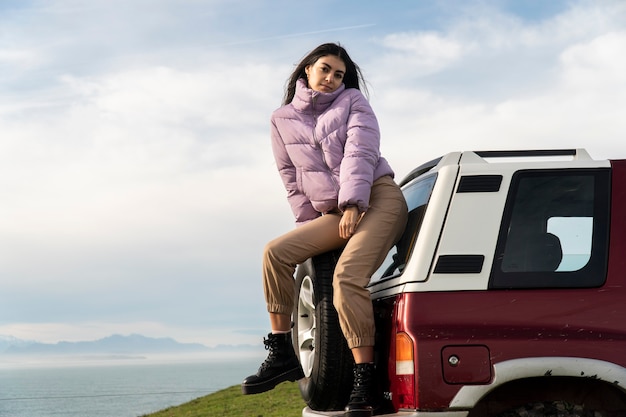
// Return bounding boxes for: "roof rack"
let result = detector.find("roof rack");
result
[474,149,577,158]
[398,149,593,188]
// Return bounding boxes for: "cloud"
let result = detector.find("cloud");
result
[368,3,626,178]
[560,30,626,90]
[0,30,297,343]
[0,48,42,71]
[0,61,291,336]
[1,0,625,346]
[377,32,466,78]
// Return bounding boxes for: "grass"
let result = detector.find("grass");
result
[141,381,305,417]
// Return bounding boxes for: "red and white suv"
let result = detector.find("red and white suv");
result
[294,149,626,417]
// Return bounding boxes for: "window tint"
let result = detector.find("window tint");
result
[490,169,610,289]
[372,174,436,281]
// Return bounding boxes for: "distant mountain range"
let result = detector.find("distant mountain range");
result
[0,334,256,356]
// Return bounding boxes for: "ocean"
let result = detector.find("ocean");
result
[0,353,266,417]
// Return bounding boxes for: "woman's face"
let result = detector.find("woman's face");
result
[305,55,346,93]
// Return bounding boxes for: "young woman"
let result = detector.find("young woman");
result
[241,43,408,417]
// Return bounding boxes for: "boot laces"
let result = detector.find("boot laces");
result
[259,335,281,371]
[349,364,374,403]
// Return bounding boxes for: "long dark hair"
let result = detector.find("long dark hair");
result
[283,42,368,105]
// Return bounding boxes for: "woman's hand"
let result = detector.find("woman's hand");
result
[339,206,363,239]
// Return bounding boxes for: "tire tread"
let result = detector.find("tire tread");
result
[294,250,354,411]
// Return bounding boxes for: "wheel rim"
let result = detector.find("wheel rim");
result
[297,275,316,377]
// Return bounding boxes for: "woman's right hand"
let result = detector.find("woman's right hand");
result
[339,206,362,240]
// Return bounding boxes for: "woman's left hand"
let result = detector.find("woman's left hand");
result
[339,206,362,239]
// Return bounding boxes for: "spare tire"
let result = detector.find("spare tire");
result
[293,250,354,411]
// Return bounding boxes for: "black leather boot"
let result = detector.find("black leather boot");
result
[241,333,304,395]
[344,363,376,417]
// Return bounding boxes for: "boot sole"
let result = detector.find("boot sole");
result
[241,367,305,395]
[343,409,373,417]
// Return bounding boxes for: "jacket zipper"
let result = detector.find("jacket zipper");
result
[311,94,340,195]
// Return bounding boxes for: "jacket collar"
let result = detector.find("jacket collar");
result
[291,78,346,114]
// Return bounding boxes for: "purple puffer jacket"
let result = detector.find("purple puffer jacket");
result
[270,78,394,226]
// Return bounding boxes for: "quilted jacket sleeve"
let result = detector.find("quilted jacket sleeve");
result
[270,118,320,226]
[338,91,381,212]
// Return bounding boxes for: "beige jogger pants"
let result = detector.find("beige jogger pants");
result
[262,175,408,349]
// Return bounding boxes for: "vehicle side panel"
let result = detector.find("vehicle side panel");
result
[608,159,626,287]
[398,285,626,409]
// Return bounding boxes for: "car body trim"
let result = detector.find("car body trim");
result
[449,357,626,408]
[302,407,468,417]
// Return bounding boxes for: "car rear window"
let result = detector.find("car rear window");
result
[372,174,436,280]
[490,169,610,289]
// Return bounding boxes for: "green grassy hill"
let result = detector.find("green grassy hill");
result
[141,381,305,417]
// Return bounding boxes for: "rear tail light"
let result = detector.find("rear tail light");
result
[394,331,415,408]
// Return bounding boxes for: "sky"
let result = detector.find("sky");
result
[1,0,625,348]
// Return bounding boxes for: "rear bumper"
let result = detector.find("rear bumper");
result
[302,407,469,417]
